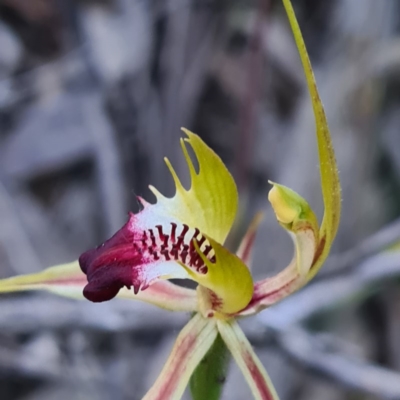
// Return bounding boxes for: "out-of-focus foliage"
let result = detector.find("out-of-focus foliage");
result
[0,0,400,399]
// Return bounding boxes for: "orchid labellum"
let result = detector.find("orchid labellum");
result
[0,1,341,399]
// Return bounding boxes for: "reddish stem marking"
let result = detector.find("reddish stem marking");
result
[244,350,275,400]
[311,235,326,267]
[241,276,297,312]
[240,229,257,263]
[41,277,87,285]
[153,332,196,399]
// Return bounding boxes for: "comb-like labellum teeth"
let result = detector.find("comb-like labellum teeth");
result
[79,216,215,302]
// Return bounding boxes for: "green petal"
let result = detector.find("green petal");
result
[149,129,238,244]
[282,0,341,278]
[0,261,86,299]
[246,0,342,314]
[0,261,198,312]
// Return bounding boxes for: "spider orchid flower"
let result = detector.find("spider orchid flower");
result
[0,1,341,399]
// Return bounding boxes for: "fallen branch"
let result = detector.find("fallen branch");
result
[275,326,400,400]
[259,250,400,329]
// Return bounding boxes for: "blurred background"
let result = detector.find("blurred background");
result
[0,0,400,399]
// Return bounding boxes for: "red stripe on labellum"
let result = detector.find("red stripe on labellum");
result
[79,213,212,303]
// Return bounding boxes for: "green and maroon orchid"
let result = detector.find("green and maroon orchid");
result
[0,1,341,399]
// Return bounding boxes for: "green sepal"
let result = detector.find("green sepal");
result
[282,0,342,279]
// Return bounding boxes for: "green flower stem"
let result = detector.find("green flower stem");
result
[189,333,230,400]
